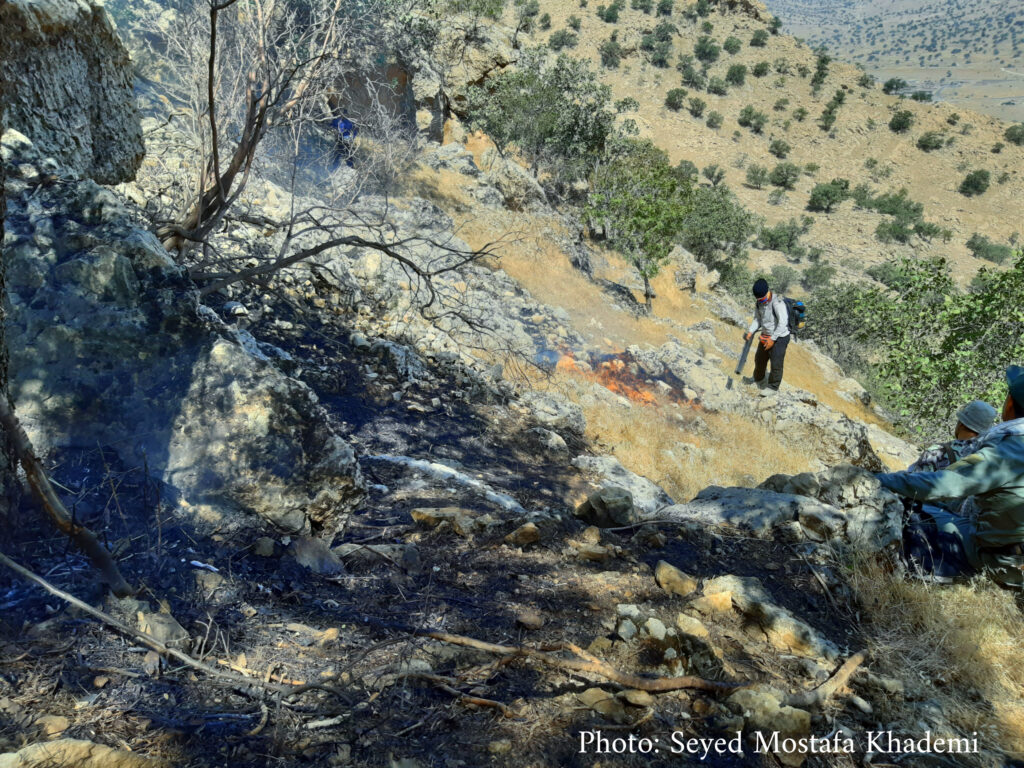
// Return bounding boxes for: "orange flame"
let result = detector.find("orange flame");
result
[556,351,674,407]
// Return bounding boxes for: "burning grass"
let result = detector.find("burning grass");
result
[849,560,1024,759]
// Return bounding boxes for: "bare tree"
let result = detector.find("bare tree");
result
[126,0,499,323]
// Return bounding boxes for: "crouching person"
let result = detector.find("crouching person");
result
[877,367,1024,588]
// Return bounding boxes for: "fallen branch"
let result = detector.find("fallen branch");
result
[421,630,743,694]
[784,650,868,709]
[0,398,132,597]
[0,552,339,701]
[399,672,514,718]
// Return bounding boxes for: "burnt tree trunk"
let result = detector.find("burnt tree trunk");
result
[0,92,23,543]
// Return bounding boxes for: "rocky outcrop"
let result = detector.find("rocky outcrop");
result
[0,0,143,183]
[2,132,363,534]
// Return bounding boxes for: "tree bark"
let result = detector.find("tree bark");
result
[0,84,23,545]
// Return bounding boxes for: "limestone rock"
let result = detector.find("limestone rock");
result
[522,391,585,436]
[675,614,710,639]
[479,149,546,211]
[0,739,166,768]
[505,522,541,548]
[704,575,839,661]
[575,487,637,528]
[3,135,365,535]
[290,537,345,575]
[660,486,838,537]
[578,688,628,723]
[572,455,674,516]
[137,612,190,650]
[726,686,811,767]
[515,607,545,630]
[0,1,143,183]
[655,560,699,597]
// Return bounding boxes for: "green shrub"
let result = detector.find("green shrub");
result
[539,11,551,28]
[694,35,719,63]
[750,29,769,47]
[723,36,742,54]
[757,216,811,253]
[707,77,727,95]
[586,138,693,308]
[767,188,786,205]
[793,107,808,122]
[882,77,907,95]
[857,72,874,88]
[888,110,913,133]
[665,88,688,110]
[701,20,713,33]
[966,233,1012,263]
[807,179,850,212]
[752,61,770,77]
[679,61,706,88]
[1005,124,1024,146]
[687,96,706,116]
[769,162,800,189]
[657,0,673,14]
[875,219,913,243]
[694,0,710,15]
[959,170,990,197]
[679,185,757,282]
[947,113,960,126]
[992,142,1004,154]
[803,163,819,176]
[650,40,673,67]
[810,49,830,91]
[737,105,767,133]
[802,262,836,291]
[600,38,623,67]
[676,159,698,182]
[745,164,769,188]
[769,16,782,33]
[725,64,747,86]
[702,164,725,186]
[768,139,790,158]
[631,0,653,11]
[910,90,932,102]
[706,111,723,129]
[568,14,582,30]
[596,2,621,22]
[548,29,579,50]
[866,261,910,289]
[773,98,789,111]
[916,131,944,151]
[770,264,799,293]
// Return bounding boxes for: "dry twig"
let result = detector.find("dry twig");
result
[784,650,868,708]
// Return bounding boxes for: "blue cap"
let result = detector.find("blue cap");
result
[1007,365,1024,407]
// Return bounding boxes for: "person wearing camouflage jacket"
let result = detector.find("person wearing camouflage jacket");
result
[877,371,1024,587]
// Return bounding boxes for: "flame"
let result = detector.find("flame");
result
[555,350,696,408]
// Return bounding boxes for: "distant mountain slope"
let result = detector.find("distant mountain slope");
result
[763,0,1024,121]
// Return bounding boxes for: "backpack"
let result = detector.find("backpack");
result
[773,296,806,337]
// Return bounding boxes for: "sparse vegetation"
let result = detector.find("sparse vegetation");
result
[665,88,687,111]
[723,36,742,55]
[687,96,706,117]
[750,29,769,47]
[725,64,747,86]
[807,178,850,212]
[694,35,720,63]
[600,38,623,67]
[966,233,1012,263]
[888,110,914,133]
[737,105,767,133]
[916,131,945,151]
[793,107,808,122]
[745,164,769,189]
[706,76,727,95]
[706,111,723,129]
[1006,124,1024,146]
[752,61,770,77]
[769,162,801,189]
[768,139,791,158]
[882,77,907,95]
[702,164,725,187]
[548,29,578,50]
[959,169,991,197]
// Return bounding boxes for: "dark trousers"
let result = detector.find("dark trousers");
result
[752,334,790,390]
[902,509,976,581]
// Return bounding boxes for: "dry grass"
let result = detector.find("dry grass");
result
[849,560,1024,758]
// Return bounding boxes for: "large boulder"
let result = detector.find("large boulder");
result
[2,133,363,534]
[660,486,840,537]
[0,0,143,183]
[572,454,674,516]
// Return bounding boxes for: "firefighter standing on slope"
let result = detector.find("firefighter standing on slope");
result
[744,278,790,394]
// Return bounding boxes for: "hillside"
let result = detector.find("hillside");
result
[514,0,1022,293]
[3,0,1024,767]
[762,0,1024,123]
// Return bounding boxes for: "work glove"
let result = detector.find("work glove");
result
[760,335,774,350]
[743,331,753,342]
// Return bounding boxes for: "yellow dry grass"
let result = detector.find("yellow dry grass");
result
[849,561,1024,759]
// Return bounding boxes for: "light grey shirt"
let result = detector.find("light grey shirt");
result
[747,294,790,340]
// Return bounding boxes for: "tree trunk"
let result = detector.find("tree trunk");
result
[643,274,654,311]
[0,90,23,544]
